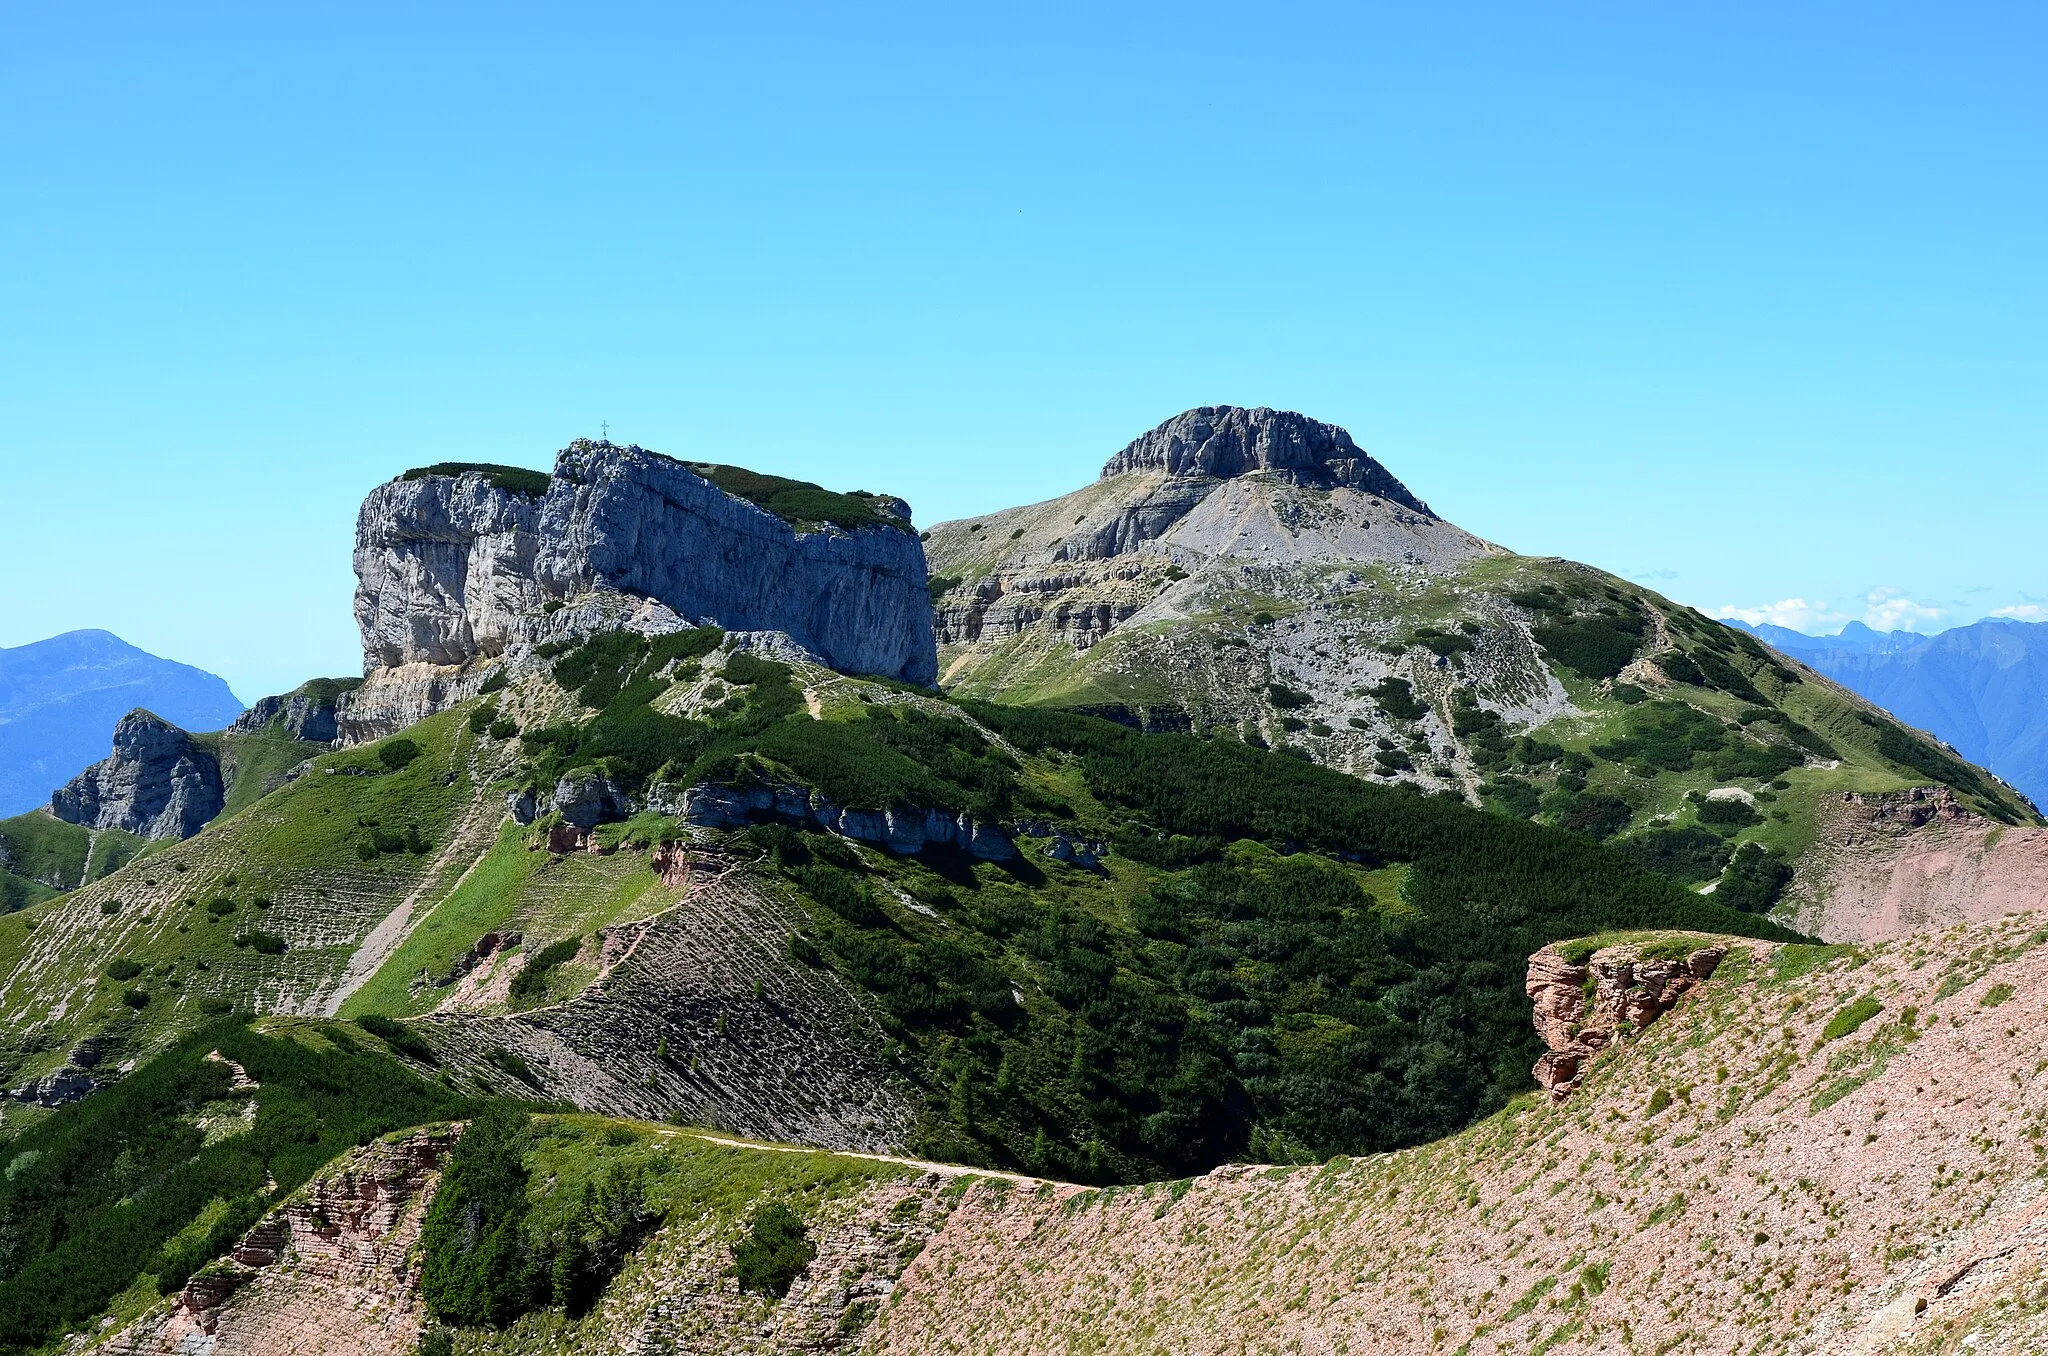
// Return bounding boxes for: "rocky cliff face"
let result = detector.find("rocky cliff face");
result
[1524,937,1726,1099]
[351,440,936,691]
[48,709,223,839]
[229,678,358,742]
[1098,405,1436,507]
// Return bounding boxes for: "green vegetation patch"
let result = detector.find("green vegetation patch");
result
[1822,995,1883,1041]
[0,1021,467,1350]
[686,462,908,534]
[401,463,552,498]
[767,700,1806,1182]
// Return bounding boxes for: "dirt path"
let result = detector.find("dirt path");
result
[670,1129,1054,1189]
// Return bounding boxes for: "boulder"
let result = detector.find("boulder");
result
[549,771,632,829]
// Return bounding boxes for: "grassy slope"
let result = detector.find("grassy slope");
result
[0,710,492,1088]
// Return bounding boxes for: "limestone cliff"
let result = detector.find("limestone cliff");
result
[48,709,223,840]
[228,677,358,743]
[350,441,936,712]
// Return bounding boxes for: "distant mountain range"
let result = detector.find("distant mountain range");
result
[1734,617,2048,809]
[0,630,244,816]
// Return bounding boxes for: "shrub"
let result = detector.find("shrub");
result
[732,1203,816,1298]
[105,959,143,982]
[1369,678,1427,722]
[420,1105,537,1325]
[1616,826,1732,885]
[121,988,151,1009]
[928,574,963,603]
[1715,843,1793,914]
[1822,996,1883,1041]
[722,652,791,687]
[1695,797,1762,831]
[1483,777,1540,818]
[378,738,423,772]
[1559,794,1633,841]
[234,930,287,955]
[508,938,583,1008]
[356,1014,439,1065]
[401,462,551,497]
[207,896,238,916]
[1536,609,1645,679]
[687,463,905,532]
[484,1048,540,1088]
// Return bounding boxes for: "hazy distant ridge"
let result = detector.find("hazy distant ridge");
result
[0,630,244,816]
[1738,617,2048,808]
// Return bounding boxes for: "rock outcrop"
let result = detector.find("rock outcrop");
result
[351,440,936,688]
[647,779,1018,860]
[1098,405,1436,508]
[229,678,358,742]
[49,709,223,839]
[111,1129,456,1354]
[1525,937,1725,1100]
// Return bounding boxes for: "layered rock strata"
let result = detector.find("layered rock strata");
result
[1525,937,1726,1100]
[652,779,1018,861]
[351,439,937,692]
[48,709,223,839]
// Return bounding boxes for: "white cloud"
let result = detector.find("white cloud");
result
[1990,604,2048,622]
[1711,599,1848,632]
[1863,588,1945,632]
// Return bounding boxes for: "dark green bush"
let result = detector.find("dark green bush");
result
[235,929,288,955]
[485,1048,540,1088]
[508,937,583,1007]
[928,574,963,602]
[1267,684,1312,709]
[731,1203,816,1298]
[1535,608,1645,679]
[402,463,551,497]
[1615,826,1733,885]
[1558,794,1634,840]
[356,1013,439,1065]
[1695,796,1762,831]
[378,738,422,772]
[121,988,151,1009]
[1369,678,1427,722]
[105,959,142,982]
[420,1105,537,1325]
[687,462,905,532]
[1716,842,1793,914]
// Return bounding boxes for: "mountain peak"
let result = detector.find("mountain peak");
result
[1099,406,1433,515]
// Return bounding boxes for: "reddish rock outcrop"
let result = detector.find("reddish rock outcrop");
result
[652,839,691,888]
[1526,938,1725,1100]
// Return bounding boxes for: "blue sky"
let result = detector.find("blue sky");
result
[3,2,2043,702]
